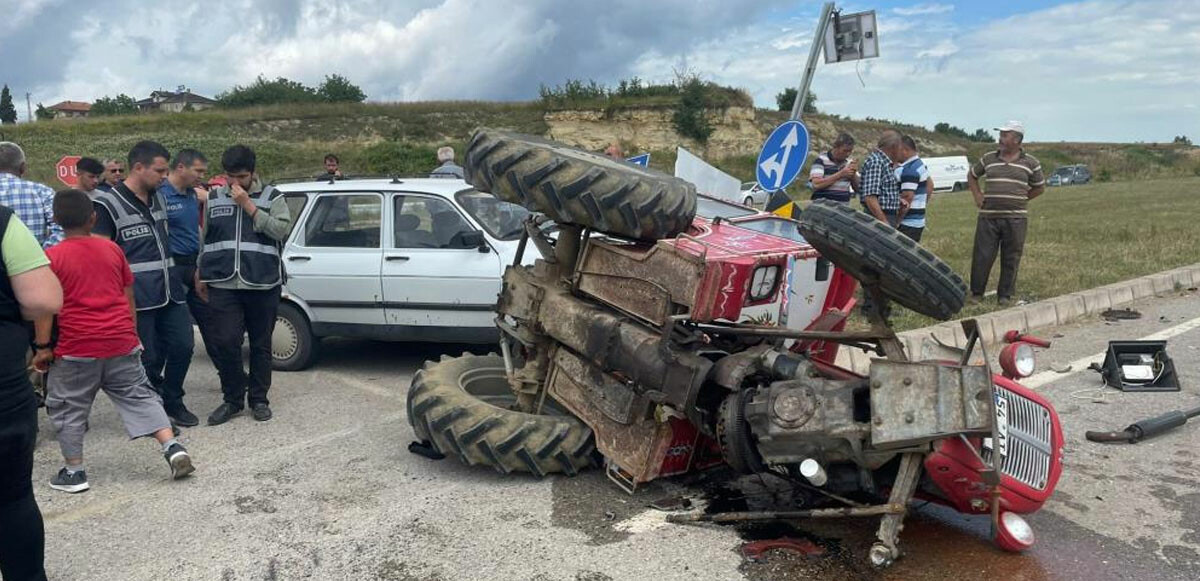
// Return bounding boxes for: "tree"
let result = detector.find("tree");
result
[934,122,970,140]
[775,87,817,114]
[216,76,319,107]
[90,94,138,116]
[317,74,366,103]
[34,103,54,121]
[672,75,713,143]
[1174,135,1192,146]
[0,85,16,124]
[970,128,994,143]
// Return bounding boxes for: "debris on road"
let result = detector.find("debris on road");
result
[741,537,827,561]
[1101,308,1142,321]
[650,495,694,511]
[407,440,445,460]
[1086,404,1200,443]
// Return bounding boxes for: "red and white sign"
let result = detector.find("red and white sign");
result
[56,155,81,188]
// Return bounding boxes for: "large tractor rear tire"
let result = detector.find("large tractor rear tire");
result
[407,353,596,477]
[464,129,697,241]
[798,201,967,320]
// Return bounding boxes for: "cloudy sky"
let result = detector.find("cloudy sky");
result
[2,0,1197,142]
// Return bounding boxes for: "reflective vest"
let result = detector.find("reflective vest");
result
[198,185,283,288]
[93,186,184,310]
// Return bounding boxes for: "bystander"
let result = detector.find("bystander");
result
[430,147,465,179]
[0,142,63,248]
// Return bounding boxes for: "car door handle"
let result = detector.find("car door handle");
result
[288,255,311,261]
[385,255,410,262]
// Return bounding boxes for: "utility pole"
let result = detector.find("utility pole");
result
[790,2,835,121]
[788,4,879,121]
[25,93,32,122]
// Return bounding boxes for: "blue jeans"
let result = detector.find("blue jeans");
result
[137,301,194,412]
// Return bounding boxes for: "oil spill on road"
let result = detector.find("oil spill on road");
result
[695,474,1193,581]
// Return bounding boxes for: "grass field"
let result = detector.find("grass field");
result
[0,101,547,184]
[838,177,1200,330]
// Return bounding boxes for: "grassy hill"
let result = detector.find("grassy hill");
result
[2,101,1197,187]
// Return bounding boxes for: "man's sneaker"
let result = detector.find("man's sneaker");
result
[167,405,200,428]
[251,403,273,422]
[49,468,90,493]
[164,443,195,480]
[207,403,243,426]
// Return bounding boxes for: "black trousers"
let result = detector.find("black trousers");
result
[175,262,216,360]
[898,224,924,243]
[207,286,281,408]
[861,212,910,320]
[970,216,1028,299]
[136,300,194,413]
[0,395,47,581]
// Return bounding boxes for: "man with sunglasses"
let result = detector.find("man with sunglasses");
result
[97,159,126,193]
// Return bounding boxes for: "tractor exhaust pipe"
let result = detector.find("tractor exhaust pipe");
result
[1086,405,1200,443]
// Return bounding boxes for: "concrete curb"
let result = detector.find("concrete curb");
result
[835,262,1200,374]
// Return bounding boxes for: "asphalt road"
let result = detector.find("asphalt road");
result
[30,289,1200,581]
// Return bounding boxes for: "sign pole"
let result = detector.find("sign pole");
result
[790,2,835,121]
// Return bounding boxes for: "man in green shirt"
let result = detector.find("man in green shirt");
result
[0,207,62,581]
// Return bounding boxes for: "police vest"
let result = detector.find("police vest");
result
[198,186,282,288]
[93,187,184,310]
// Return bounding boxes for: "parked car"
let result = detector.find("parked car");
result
[269,178,534,370]
[738,182,780,209]
[1048,164,1091,186]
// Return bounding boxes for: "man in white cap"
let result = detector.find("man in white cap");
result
[967,121,1045,305]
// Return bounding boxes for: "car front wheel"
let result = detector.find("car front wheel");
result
[272,302,319,371]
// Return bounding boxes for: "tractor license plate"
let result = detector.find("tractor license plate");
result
[983,395,1009,458]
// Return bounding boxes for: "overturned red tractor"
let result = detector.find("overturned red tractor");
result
[407,130,1063,567]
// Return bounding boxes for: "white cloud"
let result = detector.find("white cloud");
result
[3,0,792,114]
[916,40,958,59]
[892,3,955,16]
[2,0,1197,142]
[635,0,1200,142]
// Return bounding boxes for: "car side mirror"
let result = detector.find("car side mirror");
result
[459,230,489,252]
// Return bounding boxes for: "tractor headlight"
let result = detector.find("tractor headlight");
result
[1000,343,1037,378]
[748,265,780,301]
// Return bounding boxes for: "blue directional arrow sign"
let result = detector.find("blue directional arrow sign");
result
[755,120,810,192]
[626,153,650,167]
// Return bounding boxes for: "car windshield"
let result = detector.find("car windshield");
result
[1053,168,1074,176]
[455,189,530,240]
[696,196,758,219]
[734,216,807,244]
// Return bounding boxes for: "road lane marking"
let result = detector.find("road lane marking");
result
[1025,314,1200,389]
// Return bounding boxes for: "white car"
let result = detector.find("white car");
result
[270,178,533,370]
[738,182,770,208]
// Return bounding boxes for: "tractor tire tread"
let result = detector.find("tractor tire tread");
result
[406,354,595,477]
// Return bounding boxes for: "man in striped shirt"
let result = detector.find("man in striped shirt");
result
[891,135,930,242]
[967,120,1045,305]
[809,132,859,203]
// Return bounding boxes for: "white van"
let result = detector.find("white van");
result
[923,156,970,192]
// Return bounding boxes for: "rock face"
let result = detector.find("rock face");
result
[545,106,764,159]
[545,106,970,160]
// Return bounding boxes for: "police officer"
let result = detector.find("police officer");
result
[196,145,291,426]
[93,141,197,427]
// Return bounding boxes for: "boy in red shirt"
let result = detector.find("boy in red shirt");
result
[31,189,194,492]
